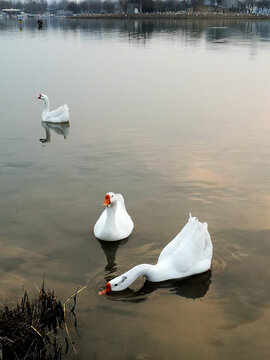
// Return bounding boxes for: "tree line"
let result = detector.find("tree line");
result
[0,0,269,14]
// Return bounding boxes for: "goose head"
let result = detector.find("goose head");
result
[37,93,48,102]
[103,192,117,208]
[98,275,129,295]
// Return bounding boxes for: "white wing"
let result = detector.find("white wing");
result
[158,214,195,263]
[94,209,107,238]
[170,220,212,275]
[49,104,69,118]
[45,104,69,123]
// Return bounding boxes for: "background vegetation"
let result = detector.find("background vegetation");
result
[0,0,269,16]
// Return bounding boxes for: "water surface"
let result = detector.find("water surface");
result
[0,17,270,360]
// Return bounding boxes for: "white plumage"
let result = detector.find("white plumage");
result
[99,214,213,294]
[94,192,134,241]
[37,93,69,123]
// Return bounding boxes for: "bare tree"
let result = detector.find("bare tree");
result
[242,0,255,13]
[211,0,223,12]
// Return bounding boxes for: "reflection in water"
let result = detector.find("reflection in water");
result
[213,228,270,322]
[39,121,69,144]
[56,18,270,42]
[98,238,128,275]
[1,17,270,44]
[142,269,212,299]
[207,26,228,42]
[37,19,43,30]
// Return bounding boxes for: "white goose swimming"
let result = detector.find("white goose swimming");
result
[99,214,213,295]
[37,93,69,123]
[94,192,134,241]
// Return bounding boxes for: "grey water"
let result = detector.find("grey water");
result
[0,17,270,360]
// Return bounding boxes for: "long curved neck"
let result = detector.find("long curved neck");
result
[118,264,156,290]
[42,96,50,114]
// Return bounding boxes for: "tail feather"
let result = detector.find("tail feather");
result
[189,213,198,222]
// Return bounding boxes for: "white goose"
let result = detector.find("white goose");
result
[94,192,134,241]
[37,93,69,123]
[99,214,213,295]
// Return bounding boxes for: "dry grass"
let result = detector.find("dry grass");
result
[0,281,87,360]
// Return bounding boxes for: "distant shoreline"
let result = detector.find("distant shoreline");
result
[68,13,270,20]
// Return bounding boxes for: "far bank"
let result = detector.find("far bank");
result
[68,13,270,20]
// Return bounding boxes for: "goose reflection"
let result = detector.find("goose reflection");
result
[140,269,212,299]
[98,239,128,275]
[39,121,69,144]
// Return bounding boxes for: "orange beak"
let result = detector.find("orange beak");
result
[37,94,41,99]
[103,194,111,207]
[98,282,111,296]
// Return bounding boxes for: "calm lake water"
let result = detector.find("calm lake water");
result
[0,17,270,359]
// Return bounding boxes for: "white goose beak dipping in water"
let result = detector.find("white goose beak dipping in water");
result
[99,214,213,295]
[37,93,70,123]
[94,192,134,242]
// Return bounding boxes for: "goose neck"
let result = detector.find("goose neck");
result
[105,204,117,224]
[42,96,50,114]
[121,264,156,288]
